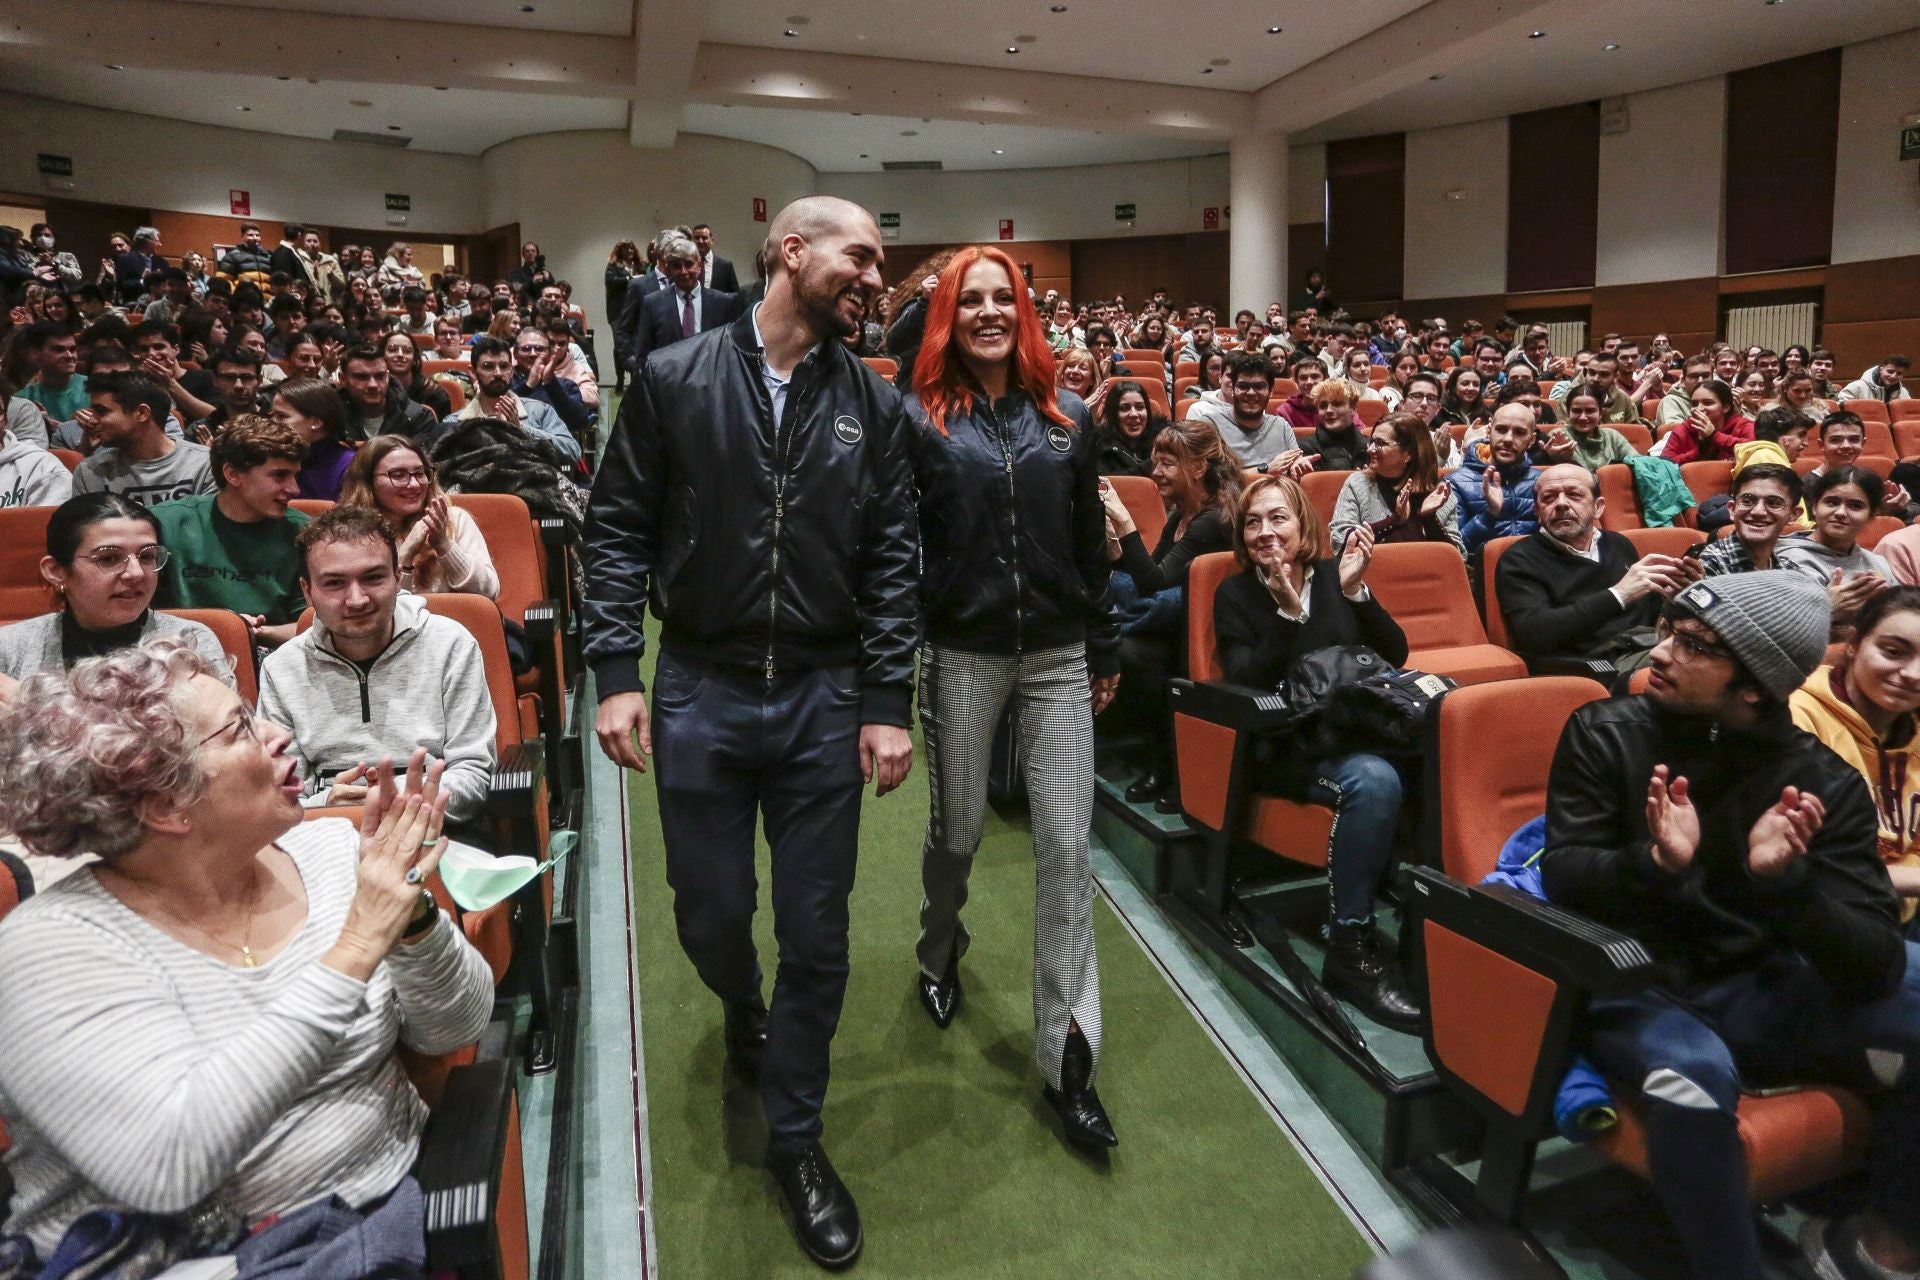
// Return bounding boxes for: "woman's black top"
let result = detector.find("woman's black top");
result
[1212,560,1408,691]
[1118,507,1231,596]
[407,374,453,421]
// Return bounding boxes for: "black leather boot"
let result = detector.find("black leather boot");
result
[768,1142,863,1270]
[1322,923,1424,1033]
[723,993,768,1083]
[916,947,962,1029]
[1124,770,1169,804]
[1044,1027,1118,1149]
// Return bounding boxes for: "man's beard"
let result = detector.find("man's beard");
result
[795,271,863,342]
[480,376,512,398]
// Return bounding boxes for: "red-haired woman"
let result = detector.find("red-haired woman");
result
[906,246,1120,1149]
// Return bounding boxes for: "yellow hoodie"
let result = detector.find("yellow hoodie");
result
[1790,663,1920,921]
[1731,438,1793,473]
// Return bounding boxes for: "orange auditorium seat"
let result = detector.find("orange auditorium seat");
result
[1367,543,1526,687]
[1107,474,1166,549]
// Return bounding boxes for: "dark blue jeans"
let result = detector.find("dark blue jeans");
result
[1587,954,1920,1280]
[1305,752,1405,927]
[650,651,866,1153]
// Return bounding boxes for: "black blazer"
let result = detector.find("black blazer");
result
[626,285,742,373]
[705,254,740,295]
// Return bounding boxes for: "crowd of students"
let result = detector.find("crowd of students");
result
[3,199,1920,1278]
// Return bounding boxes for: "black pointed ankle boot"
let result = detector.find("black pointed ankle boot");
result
[916,947,962,1029]
[1321,923,1424,1033]
[1044,1027,1118,1149]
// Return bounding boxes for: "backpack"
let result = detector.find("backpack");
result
[1274,645,1455,757]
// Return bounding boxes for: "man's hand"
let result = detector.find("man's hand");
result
[1090,672,1120,716]
[1483,466,1505,516]
[327,762,371,805]
[1645,764,1699,873]
[860,724,913,797]
[1615,553,1693,604]
[595,691,652,772]
[1749,785,1824,877]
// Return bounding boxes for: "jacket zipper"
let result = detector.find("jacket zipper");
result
[989,403,1025,655]
[757,352,797,679]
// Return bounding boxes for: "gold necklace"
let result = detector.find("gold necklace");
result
[109,860,267,968]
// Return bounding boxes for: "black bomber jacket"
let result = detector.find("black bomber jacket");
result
[905,388,1118,677]
[582,310,920,726]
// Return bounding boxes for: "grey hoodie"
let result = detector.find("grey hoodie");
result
[1775,531,1895,585]
[0,433,72,509]
[258,592,497,823]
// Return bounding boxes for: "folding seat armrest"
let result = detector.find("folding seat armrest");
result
[1170,677,1296,735]
[417,1054,517,1274]
[1523,654,1619,682]
[488,740,544,797]
[485,740,545,853]
[1405,866,1659,999]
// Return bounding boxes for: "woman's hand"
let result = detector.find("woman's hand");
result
[1419,485,1447,517]
[1090,672,1120,715]
[1338,526,1375,596]
[1098,482,1135,536]
[420,495,451,552]
[396,517,431,568]
[328,751,450,978]
[1263,564,1305,618]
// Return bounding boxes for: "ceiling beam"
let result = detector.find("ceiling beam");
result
[0,0,632,99]
[630,0,704,147]
[1251,0,1560,133]
[690,43,1250,140]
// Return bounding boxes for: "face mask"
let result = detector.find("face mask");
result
[438,830,576,911]
[34,235,54,250]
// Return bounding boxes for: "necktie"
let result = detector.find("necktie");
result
[680,290,695,339]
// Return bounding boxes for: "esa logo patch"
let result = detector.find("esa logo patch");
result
[833,415,863,445]
[1046,425,1073,453]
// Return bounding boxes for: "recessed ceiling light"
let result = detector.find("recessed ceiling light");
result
[349,98,373,107]
[1200,67,1214,74]
[1267,26,1283,34]
[784,28,799,36]
[1529,29,1546,37]
[386,124,402,131]
[275,75,290,81]
[900,129,918,136]
[1603,42,1621,50]
[104,63,124,70]
[1006,45,1019,53]
[1765,0,1785,5]
[1429,74,1444,80]
[518,4,535,11]
[238,105,252,112]
[993,148,1005,154]
[1209,58,1231,67]
[1050,4,1067,10]
[434,85,449,90]
[858,153,868,158]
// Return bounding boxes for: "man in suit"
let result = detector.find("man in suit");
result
[626,232,741,373]
[692,223,740,294]
[268,223,311,292]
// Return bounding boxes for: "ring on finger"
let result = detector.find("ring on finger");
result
[404,866,425,885]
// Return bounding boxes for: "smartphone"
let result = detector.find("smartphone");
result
[1684,543,1705,560]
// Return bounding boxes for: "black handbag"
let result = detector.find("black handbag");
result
[1274,645,1454,758]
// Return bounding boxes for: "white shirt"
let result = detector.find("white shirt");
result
[701,253,714,287]
[749,304,790,422]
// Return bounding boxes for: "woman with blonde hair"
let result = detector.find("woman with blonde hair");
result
[1214,474,1422,1029]
[1096,418,1242,808]
[339,436,498,599]
[1056,345,1101,405]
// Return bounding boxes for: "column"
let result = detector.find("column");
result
[1229,130,1289,315]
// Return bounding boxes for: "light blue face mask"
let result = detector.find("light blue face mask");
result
[437,831,576,912]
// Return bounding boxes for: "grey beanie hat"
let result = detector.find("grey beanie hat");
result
[1669,570,1830,698]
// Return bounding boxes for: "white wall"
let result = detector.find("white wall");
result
[1595,77,1726,285]
[0,91,485,234]
[481,130,817,334]
[1833,28,1920,265]
[1402,119,1508,298]
[818,153,1230,247]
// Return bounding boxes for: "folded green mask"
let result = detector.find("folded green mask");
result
[438,831,576,912]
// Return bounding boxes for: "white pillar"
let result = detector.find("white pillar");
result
[1229,130,1289,315]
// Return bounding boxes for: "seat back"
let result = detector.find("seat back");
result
[1433,677,1610,882]
[1621,527,1706,559]
[0,506,54,620]
[1107,475,1167,550]
[1354,399,1387,427]
[1614,423,1653,454]
[50,449,82,473]
[1480,534,1526,650]
[1299,469,1350,530]
[1121,349,1165,369]
[1892,400,1920,425]
[1864,420,1899,459]
[420,594,527,753]
[1896,420,1920,460]
[861,356,897,378]
[290,498,334,520]
[1369,543,1489,650]
[1186,552,1239,681]
[1679,460,1733,505]
[1844,399,1891,425]
[1596,463,1642,530]
[162,608,259,704]
[447,494,546,629]
[422,359,467,378]
[1862,515,1907,551]
[1172,377,1199,400]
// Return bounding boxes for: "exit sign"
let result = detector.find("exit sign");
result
[1903,125,1920,161]
[1114,203,1136,220]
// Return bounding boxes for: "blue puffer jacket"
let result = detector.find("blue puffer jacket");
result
[1445,444,1539,555]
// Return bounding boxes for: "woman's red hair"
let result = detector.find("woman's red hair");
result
[912,246,1071,435]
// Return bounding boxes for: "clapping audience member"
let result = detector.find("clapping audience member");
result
[1560,383,1642,472]
[340,436,498,599]
[150,415,311,648]
[1214,475,1422,1029]
[0,656,491,1270]
[1330,411,1462,555]
[510,325,592,440]
[259,507,495,827]
[0,401,70,508]
[0,493,229,682]
[1659,378,1750,464]
[1777,466,1897,636]
[445,337,582,464]
[1447,403,1541,556]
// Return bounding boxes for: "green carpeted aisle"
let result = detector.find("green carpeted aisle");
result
[627,733,1375,1279]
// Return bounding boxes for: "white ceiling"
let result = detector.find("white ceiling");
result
[1298,0,1920,142]
[682,104,1222,172]
[192,0,634,37]
[701,0,1430,93]
[0,57,628,155]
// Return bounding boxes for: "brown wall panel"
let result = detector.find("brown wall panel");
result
[149,210,270,262]
[879,239,1073,298]
[1326,133,1405,305]
[1590,278,1720,344]
[1072,232,1227,312]
[43,197,149,269]
[1507,102,1599,293]
[1824,321,1920,381]
[1827,257,1920,325]
[1724,49,1840,275]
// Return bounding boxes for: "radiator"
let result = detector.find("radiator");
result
[1545,321,1587,358]
[1725,302,1817,355]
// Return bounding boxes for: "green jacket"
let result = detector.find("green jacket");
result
[1569,426,1640,472]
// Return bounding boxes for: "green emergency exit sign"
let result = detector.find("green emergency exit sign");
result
[1902,125,1920,162]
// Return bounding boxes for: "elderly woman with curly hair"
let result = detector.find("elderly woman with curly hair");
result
[0,640,493,1269]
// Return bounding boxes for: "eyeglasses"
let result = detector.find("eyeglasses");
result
[1732,493,1790,512]
[377,469,430,486]
[1404,390,1440,404]
[1655,618,1734,664]
[82,545,169,572]
[1231,381,1272,394]
[196,701,260,748]
[1366,439,1401,452]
